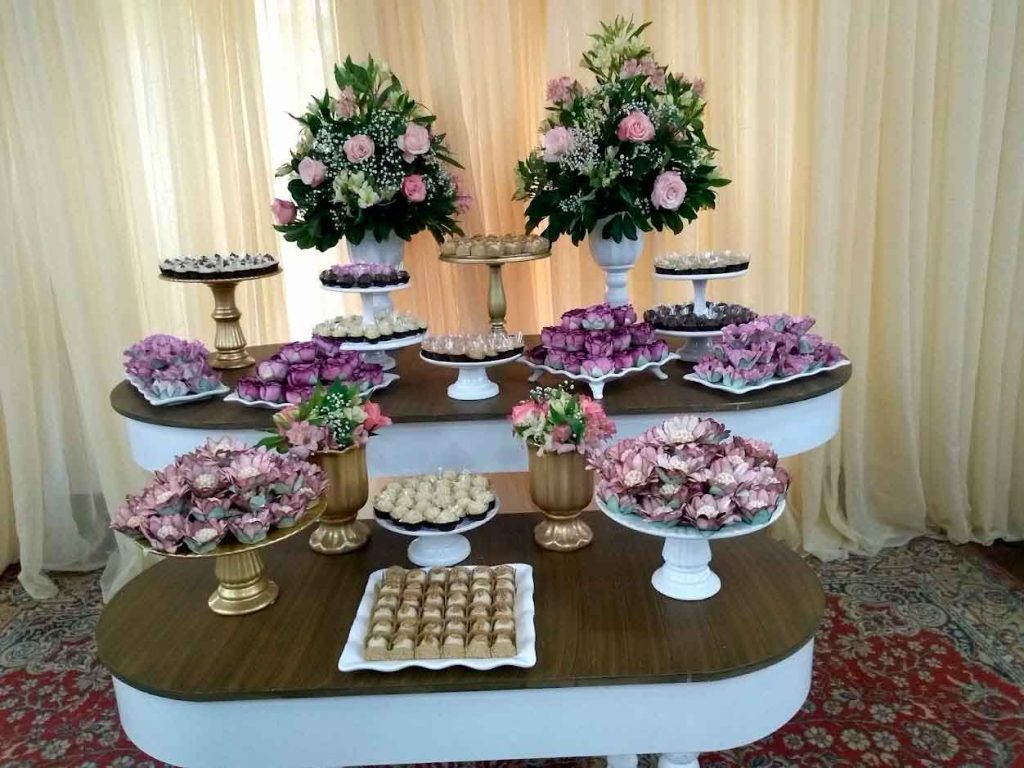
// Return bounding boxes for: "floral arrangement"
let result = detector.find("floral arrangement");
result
[510,385,616,455]
[260,380,391,458]
[123,334,221,401]
[235,340,384,405]
[592,417,788,531]
[514,17,729,244]
[694,314,847,387]
[524,302,671,376]
[271,56,470,249]
[112,438,326,554]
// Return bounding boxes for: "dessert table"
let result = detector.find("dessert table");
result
[97,511,825,768]
[110,341,851,475]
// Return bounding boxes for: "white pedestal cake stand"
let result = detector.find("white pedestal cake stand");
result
[320,282,420,370]
[654,267,748,362]
[375,501,500,567]
[653,328,723,363]
[419,353,522,401]
[320,332,424,372]
[596,496,786,601]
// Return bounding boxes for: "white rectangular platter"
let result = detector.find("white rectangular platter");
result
[338,563,536,673]
[682,358,850,394]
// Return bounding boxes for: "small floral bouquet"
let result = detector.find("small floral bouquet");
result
[271,56,470,249]
[510,385,616,455]
[514,16,728,244]
[260,380,391,458]
[524,302,671,376]
[235,340,385,406]
[112,438,326,554]
[693,314,847,388]
[592,416,788,531]
[123,334,222,401]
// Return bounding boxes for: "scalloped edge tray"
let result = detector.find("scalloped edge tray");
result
[338,563,536,672]
[682,358,850,394]
[125,374,230,407]
[224,373,399,409]
[519,352,679,384]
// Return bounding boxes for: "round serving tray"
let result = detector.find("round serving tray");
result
[158,267,283,285]
[320,281,410,295]
[331,332,425,352]
[652,267,749,282]
[419,353,523,401]
[439,251,550,267]
[374,499,500,567]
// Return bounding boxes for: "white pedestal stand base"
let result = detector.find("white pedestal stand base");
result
[448,367,499,400]
[652,537,721,601]
[606,756,639,768]
[658,752,701,768]
[407,533,471,567]
[360,350,396,371]
[675,335,718,363]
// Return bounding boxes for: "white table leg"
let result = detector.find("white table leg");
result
[606,755,639,768]
[658,753,700,768]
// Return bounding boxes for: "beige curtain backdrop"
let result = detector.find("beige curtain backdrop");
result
[1,0,1021,598]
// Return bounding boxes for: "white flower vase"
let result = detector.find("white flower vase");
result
[588,217,644,306]
[346,233,405,315]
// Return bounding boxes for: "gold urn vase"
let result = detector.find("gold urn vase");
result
[310,446,371,554]
[528,450,595,551]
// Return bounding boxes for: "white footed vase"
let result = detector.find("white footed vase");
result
[347,233,405,314]
[588,216,645,306]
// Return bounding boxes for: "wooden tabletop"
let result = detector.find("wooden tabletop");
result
[109,339,852,430]
[96,511,825,702]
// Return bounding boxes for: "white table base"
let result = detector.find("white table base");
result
[112,639,813,767]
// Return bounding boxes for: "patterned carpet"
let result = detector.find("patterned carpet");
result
[0,538,1021,768]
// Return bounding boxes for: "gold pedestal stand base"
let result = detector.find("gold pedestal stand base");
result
[439,250,550,334]
[209,550,278,616]
[309,519,371,554]
[207,280,254,370]
[534,515,594,551]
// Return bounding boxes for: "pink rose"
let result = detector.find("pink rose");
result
[691,77,705,97]
[270,198,297,225]
[546,75,576,104]
[401,174,427,203]
[619,59,644,79]
[510,401,544,426]
[397,123,431,162]
[298,156,326,187]
[362,401,392,433]
[650,170,687,211]
[343,134,375,163]
[334,86,356,118]
[453,175,472,214]
[542,126,572,162]
[617,111,655,143]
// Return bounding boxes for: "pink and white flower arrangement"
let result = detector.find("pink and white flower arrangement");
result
[111,438,326,554]
[123,334,222,401]
[272,56,467,250]
[260,380,391,458]
[510,385,616,456]
[525,302,670,377]
[592,417,788,531]
[515,17,729,245]
[234,340,385,405]
[693,314,847,388]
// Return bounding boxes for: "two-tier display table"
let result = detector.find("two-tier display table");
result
[97,511,825,768]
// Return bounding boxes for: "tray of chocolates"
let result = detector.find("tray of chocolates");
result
[159,252,279,281]
[653,250,749,277]
[319,263,410,290]
[644,303,757,334]
[338,564,536,672]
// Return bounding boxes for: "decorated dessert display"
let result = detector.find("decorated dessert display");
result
[123,334,227,405]
[338,563,536,672]
[514,17,729,303]
[111,437,326,615]
[439,235,551,332]
[372,472,500,567]
[512,385,616,550]
[420,331,526,401]
[159,253,279,281]
[229,341,392,408]
[521,303,677,398]
[687,314,849,394]
[592,416,789,600]
[313,311,427,344]
[645,302,757,332]
[261,381,390,554]
[319,263,410,289]
[654,250,749,276]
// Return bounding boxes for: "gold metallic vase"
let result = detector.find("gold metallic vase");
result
[311,446,371,554]
[528,450,594,552]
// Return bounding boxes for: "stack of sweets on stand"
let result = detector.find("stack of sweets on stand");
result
[421,331,525,363]
[525,303,670,377]
[319,263,410,289]
[364,565,517,661]
[313,311,427,344]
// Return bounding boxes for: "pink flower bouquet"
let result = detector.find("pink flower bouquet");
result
[510,385,616,455]
[693,314,847,388]
[112,438,327,554]
[515,17,728,244]
[260,380,391,458]
[123,334,222,401]
[591,416,789,531]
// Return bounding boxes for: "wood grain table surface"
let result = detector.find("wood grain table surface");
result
[97,505,825,702]
[110,338,852,430]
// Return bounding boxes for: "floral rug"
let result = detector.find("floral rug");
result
[0,538,1021,768]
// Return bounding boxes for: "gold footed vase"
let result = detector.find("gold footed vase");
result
[529,451,595,552]
[311,446,371,554]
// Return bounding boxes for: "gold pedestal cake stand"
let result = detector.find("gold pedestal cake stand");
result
[159,268,282,370]
[440,243,550,332]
